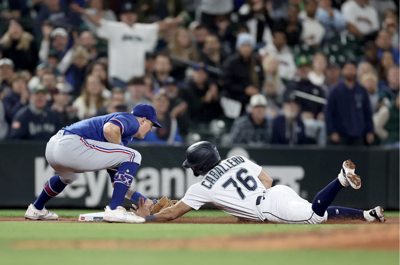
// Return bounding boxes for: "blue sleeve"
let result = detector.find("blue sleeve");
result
[174,127,183,144]
[108,113,139,137]
[332,10,347,31]
[316,8,331,27]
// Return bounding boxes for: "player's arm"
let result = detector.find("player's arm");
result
[103,123,122,144]
[134,198,192,222]
[258,170,273,190]
[157,15,184,31]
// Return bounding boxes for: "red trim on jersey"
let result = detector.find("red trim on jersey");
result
[110,119,124,134]
[80,138,134,162]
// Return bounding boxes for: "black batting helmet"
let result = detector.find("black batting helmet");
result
[182,141,221,176]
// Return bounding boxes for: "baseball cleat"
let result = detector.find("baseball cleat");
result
[25,204,59,220]
[364,206,385,222]
[103,206,145,223]
[338,159,361,189]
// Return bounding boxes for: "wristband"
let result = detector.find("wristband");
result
[145,214,156,221]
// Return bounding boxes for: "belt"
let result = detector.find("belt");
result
[256,195,264,205]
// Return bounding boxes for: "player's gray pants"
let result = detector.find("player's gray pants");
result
[45,130,142,184]
[258,185,328,224]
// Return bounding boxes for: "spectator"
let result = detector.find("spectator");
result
[316,0,347,40]
[375,29,399,66]
[199,0,233,31]
[85,61,110,91]
[96,87,128,116]
[72,75,108,120]
[377,51,395,82]
[380,66,399,100]
[362,42,380,68]
[357,61,376,82]
[125,76,152,110]
[132,92,182,145]
[8,84,63,141]
[193,24,210,52]
[71,1,184,88]
[182,63,222,123]
[261,55,285,110]
[0,0,29,19]
[382,10,399,50]
[3,74,29,124]
[81,0,117,35]
[373,94,399,147]
[80,31,104,61]
[0,101,8,140]
[66,46,90,95]
[214,15,236,52]
[152,54,172,90]
[274,4,303,47]
[300,0,325,46]
[341,0,379,37]
[222,33,263,114]
[325,61,374,146]
[143,74,155,100]
[238,0,274,46]
[135,0,185,23]
[0,20,39,74]
[286,56,325,119]
[40,72,57,96]
[35,0,82,35]
[259,28,297,81]
[230,94,269,145]
[0,58,15,95]
[271,93,307,145]
[359,72,379,112]
[51,83,79,127]
[325,62,341,89]
[308,53,328,90]
[39,27,74,76]
[168,27,200,81]
[27,62,53,91]
[200,34,229,82]
[145,53,156,75]
[161,76,190,135]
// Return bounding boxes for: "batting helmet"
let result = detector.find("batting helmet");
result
[182,141,221,176]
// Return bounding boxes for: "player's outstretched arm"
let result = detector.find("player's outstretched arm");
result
[132,198,192,222]
[103,123,122,144]
[258,170,273,190]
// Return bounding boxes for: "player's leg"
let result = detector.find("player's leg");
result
[311,159,385,222]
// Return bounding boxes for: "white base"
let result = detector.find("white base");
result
[78,212,104,222]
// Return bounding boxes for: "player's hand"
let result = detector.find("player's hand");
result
[366,133,374,144]
[330,132,340,143]
[41,23,53,40]
[130,197,151,218]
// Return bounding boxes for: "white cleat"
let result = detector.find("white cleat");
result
[338,159,361,189]
[364,206,385,222]
[103,206,145,223]
[25,204,58,220]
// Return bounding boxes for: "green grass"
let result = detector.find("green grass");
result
[0,209,398,265]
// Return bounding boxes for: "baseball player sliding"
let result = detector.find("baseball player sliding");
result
[25,104,162,223]
[133,141,385,224]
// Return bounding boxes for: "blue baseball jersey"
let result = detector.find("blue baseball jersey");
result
[63,113,140,146]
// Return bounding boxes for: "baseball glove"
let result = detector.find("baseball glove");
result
[150,197,179,215]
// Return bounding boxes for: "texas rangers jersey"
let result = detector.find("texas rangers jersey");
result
[182,156,266,221]
[63,112,140,146]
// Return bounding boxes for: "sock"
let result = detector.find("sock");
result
[107,169,117,184]
[109,162,139,210]
[33,174,67,210]
[312,178,344,217]
[327,206,364,220]
[130,190,148,203]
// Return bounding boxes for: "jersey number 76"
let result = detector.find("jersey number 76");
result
[222,168,258,199]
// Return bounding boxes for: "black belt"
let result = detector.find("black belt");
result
[256,195,263,205]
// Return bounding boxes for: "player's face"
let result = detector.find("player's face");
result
[136,118,154,139]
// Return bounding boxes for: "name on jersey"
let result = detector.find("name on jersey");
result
[202,156,245,189]
[122,35,143,42]
[29,122,56,135]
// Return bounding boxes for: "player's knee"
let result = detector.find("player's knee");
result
[132,150,142,165]
[59,175,77,184]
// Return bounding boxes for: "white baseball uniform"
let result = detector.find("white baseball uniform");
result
[182,155,327,224]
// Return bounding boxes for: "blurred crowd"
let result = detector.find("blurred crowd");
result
[0,0,398,147]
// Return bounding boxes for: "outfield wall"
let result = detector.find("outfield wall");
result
[0,142,398,210]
